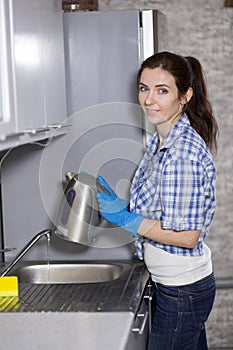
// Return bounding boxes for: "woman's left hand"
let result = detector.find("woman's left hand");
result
[96,176,144,236]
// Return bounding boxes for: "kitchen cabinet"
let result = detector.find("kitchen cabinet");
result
[0,1,17,139]
[126,283,152,350]
[0,0,67,151]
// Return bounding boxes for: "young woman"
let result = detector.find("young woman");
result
[96,51,218,350]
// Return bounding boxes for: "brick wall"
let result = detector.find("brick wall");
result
[99,0,233,347]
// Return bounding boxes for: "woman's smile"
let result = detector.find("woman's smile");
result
[145,108,160,114]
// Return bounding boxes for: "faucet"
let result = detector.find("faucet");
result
[1,229,51,277]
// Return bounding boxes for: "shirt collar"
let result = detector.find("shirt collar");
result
[147,113,190,155]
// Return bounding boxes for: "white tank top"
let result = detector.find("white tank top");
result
[144,242,212,286]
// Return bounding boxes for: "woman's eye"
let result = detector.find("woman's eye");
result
[158,88,168,94]
[139,86,148,92]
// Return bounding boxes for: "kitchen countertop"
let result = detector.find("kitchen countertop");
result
[0,259,150,313]
[0,259,150,350]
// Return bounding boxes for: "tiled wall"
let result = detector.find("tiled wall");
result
[99,0,233,347]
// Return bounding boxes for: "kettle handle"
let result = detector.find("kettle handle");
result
[65,172,76,182]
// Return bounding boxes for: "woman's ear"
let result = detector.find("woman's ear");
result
[181,87,193,104]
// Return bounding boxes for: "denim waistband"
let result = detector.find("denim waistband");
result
[154,272,215,296]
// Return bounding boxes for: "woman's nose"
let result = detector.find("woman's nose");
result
[145,91,156,105]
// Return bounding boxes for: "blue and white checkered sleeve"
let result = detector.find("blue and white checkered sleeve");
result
[160,159,205,231]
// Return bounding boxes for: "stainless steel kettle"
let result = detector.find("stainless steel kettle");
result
[54,172,109,244]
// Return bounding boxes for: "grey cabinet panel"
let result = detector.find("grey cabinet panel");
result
[0,0,67,151]
[0,1,16,136]
[63,10,144,196]
[64,10,141,115]
[13,0,67,130]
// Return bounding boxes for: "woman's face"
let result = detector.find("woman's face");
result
[138,67,184,127]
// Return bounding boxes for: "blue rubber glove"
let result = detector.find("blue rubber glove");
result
[97,176,129,212]
[96,176,144,236]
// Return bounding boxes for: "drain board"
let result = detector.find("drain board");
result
[0,262,149,313]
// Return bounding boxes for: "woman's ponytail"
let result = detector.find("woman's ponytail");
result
[185,56,218,154]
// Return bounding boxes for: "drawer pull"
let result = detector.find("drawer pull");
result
[132,311,149,335]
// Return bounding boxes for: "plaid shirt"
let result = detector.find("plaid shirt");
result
[130,113,216,257]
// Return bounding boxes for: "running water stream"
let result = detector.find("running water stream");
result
[46,232,51,283]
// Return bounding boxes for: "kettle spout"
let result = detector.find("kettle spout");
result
[65,172,76,182]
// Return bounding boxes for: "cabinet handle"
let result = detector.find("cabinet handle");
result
[47,123,71,129]
[24,127,50,135]
[132,311,149,335]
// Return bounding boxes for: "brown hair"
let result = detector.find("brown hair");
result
[137,51,218,154]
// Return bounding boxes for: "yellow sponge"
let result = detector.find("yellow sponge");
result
[0,276,18,297]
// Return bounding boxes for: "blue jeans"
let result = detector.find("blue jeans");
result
[147,273,216,350]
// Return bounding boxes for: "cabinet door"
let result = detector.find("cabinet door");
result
[42,6,67,127]
[126,283,152,350]
[12,0,67,131]
[0,0,17,138]
[0,0,67,151]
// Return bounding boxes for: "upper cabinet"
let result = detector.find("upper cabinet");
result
[0,1,16,139]
[0,0,67,151]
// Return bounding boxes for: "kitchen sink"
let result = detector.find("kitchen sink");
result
[10,262,124,284]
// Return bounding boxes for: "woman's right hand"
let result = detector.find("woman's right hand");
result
[96,175,129,213]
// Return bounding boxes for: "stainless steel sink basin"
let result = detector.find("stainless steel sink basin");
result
[11,262,123,284]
